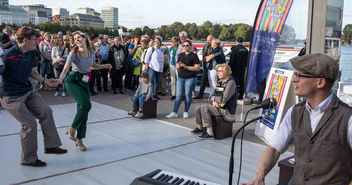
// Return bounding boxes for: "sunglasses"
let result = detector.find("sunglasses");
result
[183,45,190,47]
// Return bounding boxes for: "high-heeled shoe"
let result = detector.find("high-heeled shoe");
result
[75,139,87,151]
[66,126,76,141]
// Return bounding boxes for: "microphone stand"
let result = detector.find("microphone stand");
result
[228,109,272,185]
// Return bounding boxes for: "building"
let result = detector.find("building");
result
[0,0,8,5]
[0,5,12,24]
[8,5,28,26]
[28,10,48,25]
[21,4,52,22]
[52,8,69,17]
[58,13,104,29]
[78,7,100,17]
[101,7,118,31]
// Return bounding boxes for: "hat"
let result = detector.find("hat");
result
[98,34,103,39]
[290,54,339,80]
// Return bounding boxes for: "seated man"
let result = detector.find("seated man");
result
[192,63,237,139]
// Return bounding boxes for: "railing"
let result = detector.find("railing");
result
[337,82,352,106]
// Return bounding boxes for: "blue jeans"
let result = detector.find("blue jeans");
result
[148,68,161,96]
[40,59,48,77]
[173,77,197,113]
[132,94,147,110]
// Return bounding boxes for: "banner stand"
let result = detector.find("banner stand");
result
[255,68,298,144]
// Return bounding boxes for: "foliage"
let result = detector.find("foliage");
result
[342,24,352,45]
[0,20,255,42]
[280,24,296,44]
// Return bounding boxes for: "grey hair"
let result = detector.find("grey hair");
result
[213,38,221,46]
[179,31,188,38]
[3,26,13,32]
[155,35,163,42]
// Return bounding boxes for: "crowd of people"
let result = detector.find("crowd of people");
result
[1,25,352,185]
[0,25,244,166]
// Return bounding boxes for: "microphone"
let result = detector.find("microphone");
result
[252,98,277,110]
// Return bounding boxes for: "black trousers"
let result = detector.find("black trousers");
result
[111,70,124,91]
[96,60,109,91]
[198,68,209,97]
[232,72,245,99]
[89,70,97,93]
[124,62,134,89]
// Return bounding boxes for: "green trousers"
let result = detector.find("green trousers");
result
[65,71,91,139]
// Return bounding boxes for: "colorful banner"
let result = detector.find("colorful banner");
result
[260,72,288,129]
[246,0,293,93]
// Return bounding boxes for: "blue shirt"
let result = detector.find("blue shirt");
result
[128,44,137,64]
[0,44,38,96]
[97,42,109,61]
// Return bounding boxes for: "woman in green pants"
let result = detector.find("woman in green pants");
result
[58,31,112,151]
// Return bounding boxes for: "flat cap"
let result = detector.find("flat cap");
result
[98,34,103,39]
[290,54,339,80]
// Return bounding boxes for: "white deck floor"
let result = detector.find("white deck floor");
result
[0,102,292,185]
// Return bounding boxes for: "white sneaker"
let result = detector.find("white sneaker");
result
[54,92,59,96]
[183,112,189,119]
[166,112,178,119]
[62,92,66,97]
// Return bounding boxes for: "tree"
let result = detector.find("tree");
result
[186,23,198,39]
[143,26,155,37]
[280,24,296,44]
[197,26,209,39]
[219,26,232,41]
[234,24,252,41]
[156,25,169,40]
[342,24,352,45]
[131,27,143,37]
[212,24,222,38]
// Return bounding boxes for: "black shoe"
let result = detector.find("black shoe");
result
[103,89,109,92]
[119,90,125,94]
[193,95,203,99]
[160,92,166,96]
[98,89,102,93]
[44,147,68,154]
[90,91,98,96]
[198,132,214,139]
[190,127,202,134]
[113,90,117,94]
[20,159,46,167]
[171,96,176,100]
[153,96,160,100]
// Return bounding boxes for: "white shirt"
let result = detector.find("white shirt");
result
[270,93,352,153]
[145,46,164,72]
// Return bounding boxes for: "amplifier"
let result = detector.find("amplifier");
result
[130,169,221,185]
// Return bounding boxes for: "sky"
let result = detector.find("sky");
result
[10,0,352,39]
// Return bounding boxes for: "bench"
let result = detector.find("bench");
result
[210,115,233,139]
[135,99,158,119]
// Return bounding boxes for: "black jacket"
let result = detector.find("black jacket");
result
[229,44,248,73]
[108,45,127,73]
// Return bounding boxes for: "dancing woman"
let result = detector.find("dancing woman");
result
[58,31,112,151]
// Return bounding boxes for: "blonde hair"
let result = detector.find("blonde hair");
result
[212,38,221,47]
[215,64,232,76]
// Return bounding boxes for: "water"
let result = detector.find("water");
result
[340,46,352,82]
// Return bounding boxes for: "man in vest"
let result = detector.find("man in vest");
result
[244,54,352,185]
